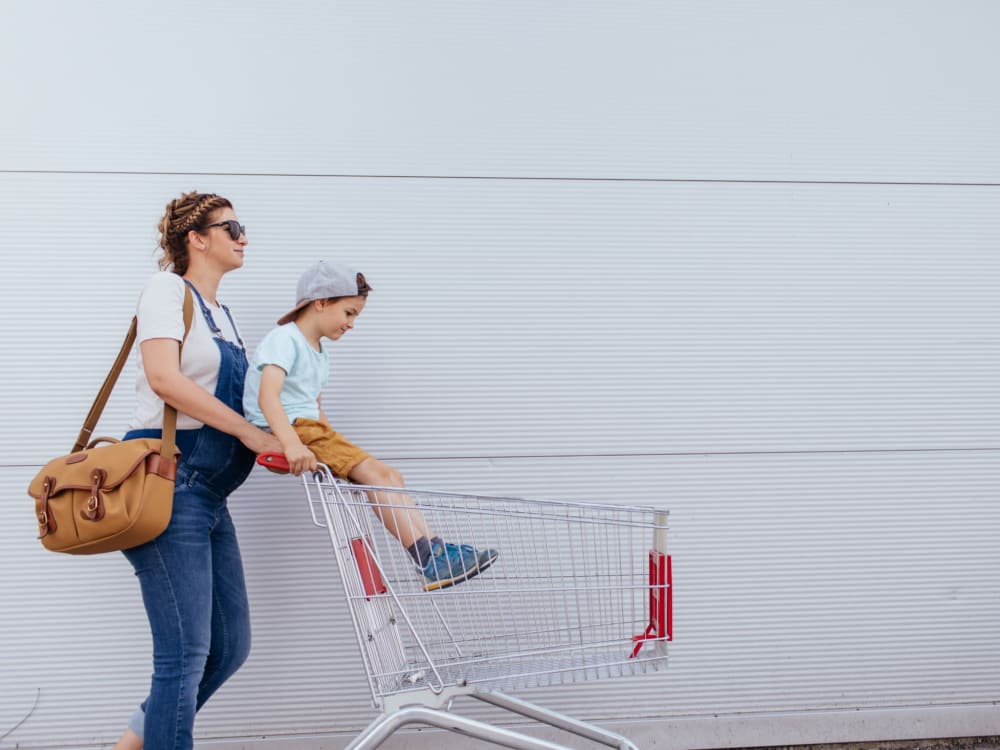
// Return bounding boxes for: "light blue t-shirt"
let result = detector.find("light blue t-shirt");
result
[243,323,329,427]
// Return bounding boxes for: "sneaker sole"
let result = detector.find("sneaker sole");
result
[422,564,481,591]
[423,550,499,592]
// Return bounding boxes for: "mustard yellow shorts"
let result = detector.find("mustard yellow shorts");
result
[293,418,370,478]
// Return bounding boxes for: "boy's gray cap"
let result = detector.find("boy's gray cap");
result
[277,260,372,325]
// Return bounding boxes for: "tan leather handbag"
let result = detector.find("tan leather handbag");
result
[27,288,193,554]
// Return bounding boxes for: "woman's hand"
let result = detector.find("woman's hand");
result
[239,426,283,455]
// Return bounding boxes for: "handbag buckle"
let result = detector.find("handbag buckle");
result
[35,475,57,538]
[81,468,107,522]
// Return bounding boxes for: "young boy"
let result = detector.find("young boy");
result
[244,260,497,590]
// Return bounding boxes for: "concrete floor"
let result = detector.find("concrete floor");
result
[738,738,1000,750]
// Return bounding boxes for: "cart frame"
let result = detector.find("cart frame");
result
[261,455,671,750]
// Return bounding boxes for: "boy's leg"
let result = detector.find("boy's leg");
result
[348,456,431,548]
[350,456,499,591]
[292,418,432,547]
[293,418,498,588]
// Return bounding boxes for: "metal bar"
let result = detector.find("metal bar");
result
[344,706,573,750]
[300,471,326,528]
[473,690,640,750]
[341,483,668,517]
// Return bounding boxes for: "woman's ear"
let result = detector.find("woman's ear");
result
[187,229,206,251]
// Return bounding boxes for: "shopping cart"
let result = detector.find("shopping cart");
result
[257,453,671,750]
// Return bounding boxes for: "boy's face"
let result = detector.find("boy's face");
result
[316,295,366,340]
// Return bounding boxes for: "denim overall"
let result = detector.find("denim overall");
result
[122,280,257,750]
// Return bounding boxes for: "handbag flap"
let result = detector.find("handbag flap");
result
[28,438,180,498]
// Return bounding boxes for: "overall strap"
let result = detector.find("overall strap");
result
[219,303,246,350]
[72,285,194,455]
[184,279,241,344]
[184,279,245,350]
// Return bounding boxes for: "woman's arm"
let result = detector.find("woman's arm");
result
[257,364,318,475]
[141,338,280,454]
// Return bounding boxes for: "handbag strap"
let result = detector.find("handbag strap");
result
[72,285,195,456]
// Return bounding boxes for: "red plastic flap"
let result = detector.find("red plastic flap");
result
[630,550,672,658]
[351,537,387,598]
[649,550,671,641]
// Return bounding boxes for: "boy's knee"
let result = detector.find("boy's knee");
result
[382,464,403,487]
[375,464,404,487]
[351,458,404,488]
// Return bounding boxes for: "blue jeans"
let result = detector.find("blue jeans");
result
[123,289,256,748]
[123,467,251,750]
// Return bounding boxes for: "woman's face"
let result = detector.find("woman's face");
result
[196,207,248,273]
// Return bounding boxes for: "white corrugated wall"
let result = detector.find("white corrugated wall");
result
[2,2,999,748]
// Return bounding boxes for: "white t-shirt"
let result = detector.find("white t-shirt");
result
[127,272,244,431]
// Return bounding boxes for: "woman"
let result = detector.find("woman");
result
[113,191,280,750]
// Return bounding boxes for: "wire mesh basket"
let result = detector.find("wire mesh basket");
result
[259,454,671,750]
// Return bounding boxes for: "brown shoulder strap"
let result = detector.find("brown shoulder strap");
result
[72,285,194,455]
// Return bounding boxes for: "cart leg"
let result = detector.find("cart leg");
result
[345,705,575,750]
[473,690,640,750]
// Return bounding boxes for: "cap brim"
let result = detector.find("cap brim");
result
[276,301,311,326]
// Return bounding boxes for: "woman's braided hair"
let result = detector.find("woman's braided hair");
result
[157,191,233,275]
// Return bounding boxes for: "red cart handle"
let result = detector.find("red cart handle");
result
[256,451,290,474]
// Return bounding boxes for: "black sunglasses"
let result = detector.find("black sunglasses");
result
[205,219,246,240]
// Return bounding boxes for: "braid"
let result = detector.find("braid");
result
[157,191,233,274]
[173,194,216,235]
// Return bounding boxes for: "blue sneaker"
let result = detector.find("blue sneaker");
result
[476,546,499,573]
[422,542,499,591]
